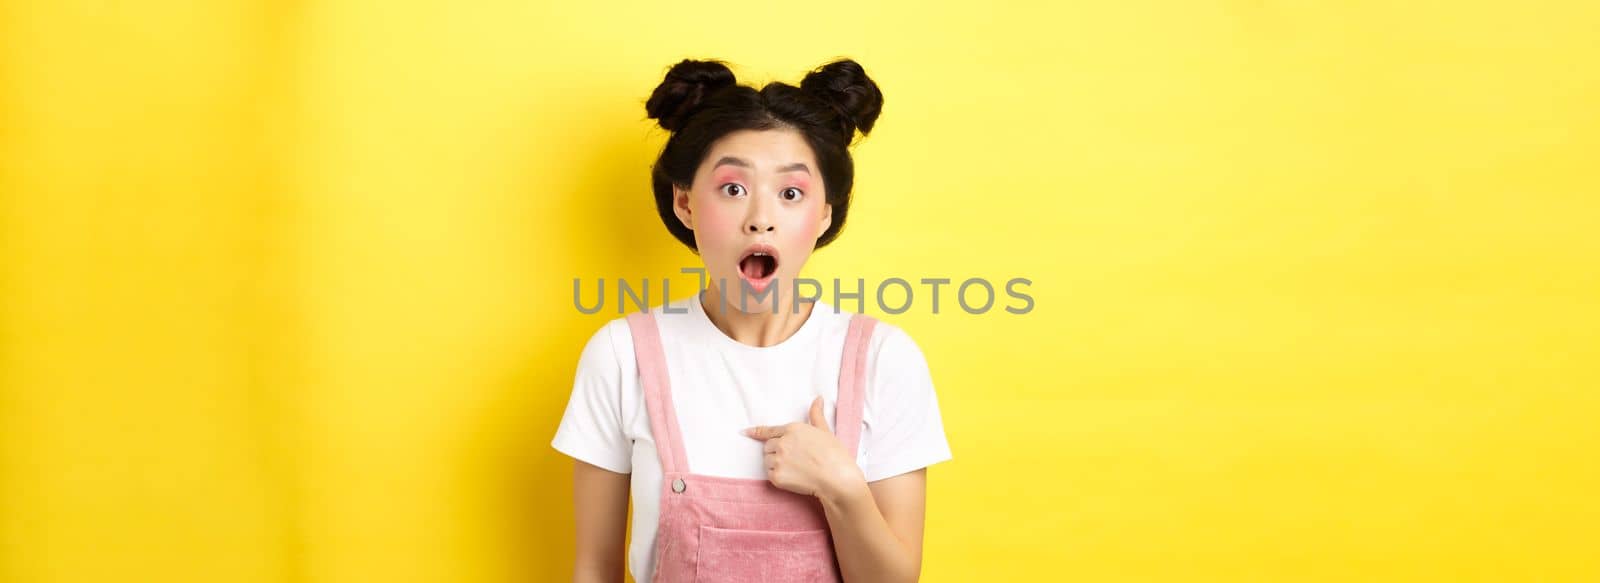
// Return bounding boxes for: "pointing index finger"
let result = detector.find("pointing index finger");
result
[744,425,787,440]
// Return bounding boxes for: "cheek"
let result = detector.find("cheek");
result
[782,205,825,248]
[693,199,742,245]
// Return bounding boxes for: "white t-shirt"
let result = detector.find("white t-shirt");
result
[550,289,953,581]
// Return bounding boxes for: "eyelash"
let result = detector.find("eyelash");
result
[719,183,805,201]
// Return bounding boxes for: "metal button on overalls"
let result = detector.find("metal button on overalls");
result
[671,478,686,493]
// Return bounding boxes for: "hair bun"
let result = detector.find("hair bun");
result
[799,59,884,139]
[646,59,737,132]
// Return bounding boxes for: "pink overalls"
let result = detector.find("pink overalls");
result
[624,310,879,583]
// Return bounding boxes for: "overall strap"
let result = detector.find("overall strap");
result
[834,313,877,459]
[624,311,690,474]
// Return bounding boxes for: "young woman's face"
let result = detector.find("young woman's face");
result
[673,128,832,311]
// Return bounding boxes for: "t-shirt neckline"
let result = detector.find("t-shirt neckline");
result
[687,287,827,353]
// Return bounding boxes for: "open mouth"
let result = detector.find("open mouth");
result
[737,244,780,292]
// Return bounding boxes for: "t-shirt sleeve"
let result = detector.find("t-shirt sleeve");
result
[550,320,633,474]
[861,324,953,482]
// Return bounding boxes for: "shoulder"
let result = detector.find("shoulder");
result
[865,318,931,375]
[856,317,953,480]
[577,294,700,374]
[574,315,636,380]
[855,316,938,405]
[815,307,930,374]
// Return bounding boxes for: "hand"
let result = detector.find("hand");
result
[743,396,868,503]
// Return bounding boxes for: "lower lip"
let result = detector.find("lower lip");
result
[738,264,776,293]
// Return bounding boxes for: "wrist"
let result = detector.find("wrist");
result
[818,467,870,510]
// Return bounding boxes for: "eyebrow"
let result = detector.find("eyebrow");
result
[711,156,812,176]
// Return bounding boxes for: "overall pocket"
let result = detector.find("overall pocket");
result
[693,525,840,583]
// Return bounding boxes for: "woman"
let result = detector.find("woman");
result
[552,57,952,582]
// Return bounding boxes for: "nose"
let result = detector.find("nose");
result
[744,196,775,233]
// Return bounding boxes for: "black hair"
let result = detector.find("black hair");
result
[645,58,884,252]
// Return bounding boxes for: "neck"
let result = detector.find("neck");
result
[700,283,815,348]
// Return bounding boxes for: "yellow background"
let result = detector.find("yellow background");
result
[3,1,1597,581]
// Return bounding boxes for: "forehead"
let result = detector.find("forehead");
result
[699,129,818,173]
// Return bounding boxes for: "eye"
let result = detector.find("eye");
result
[720,183,746,197]
[780,187,804,201]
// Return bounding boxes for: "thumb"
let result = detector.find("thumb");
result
[808,396,830,432]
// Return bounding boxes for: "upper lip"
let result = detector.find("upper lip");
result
[738,242,780,268]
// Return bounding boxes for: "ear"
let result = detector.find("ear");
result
[817,201,833,240]
[672,184,694,231]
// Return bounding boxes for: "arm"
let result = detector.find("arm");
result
[820,469,928,583]
[571,459,630,583]
[747,327,950,582]
[554,321,634,581]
